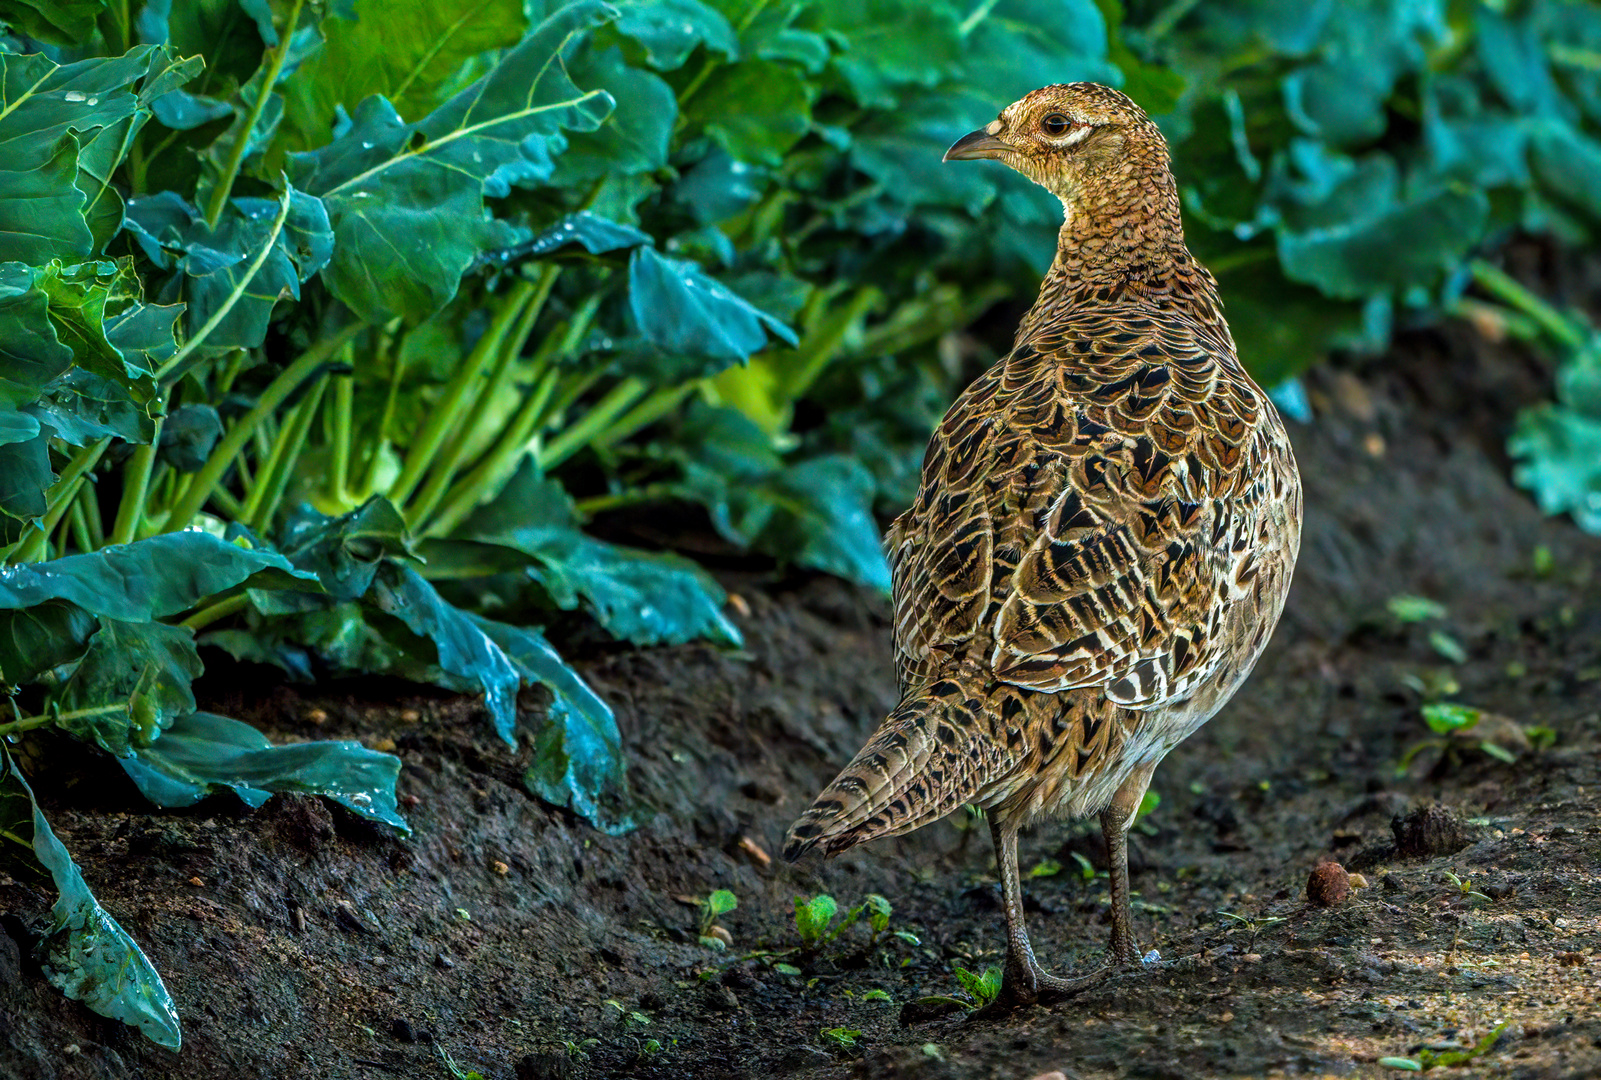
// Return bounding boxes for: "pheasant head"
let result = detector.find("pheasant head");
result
[944,82,1174,211]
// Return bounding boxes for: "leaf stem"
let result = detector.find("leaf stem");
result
[180,593,252,631]
[1468,259,1589,349]
[164,323,363,533]
[202,0,307,228]
[12,439,112,564]
[389,278,537,513]
[329,366,354,503]
[539,377,649,471]
[408,264,561,523]
[111,416,163,546]
[241,373,328,532]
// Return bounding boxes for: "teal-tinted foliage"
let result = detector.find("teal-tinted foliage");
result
[2,0,1600,1049]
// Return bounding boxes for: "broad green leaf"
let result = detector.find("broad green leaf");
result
[52,620,202,757]
[0,46,201,260]
[157,403,224,471]
[685,57,811,167]
[120,711,407,830]
[467,613,628,831]
[1528,120,1601,221]
[550,46,676,185]
[459,465,742,648]
[0,263,75,410]
[612,0,737,69]
[287,0,618,321]
[512,210,650,259]
[0,0,110,45]
[0,424,51,547]
[123,188,333,353]
[0,599,98,686]
[269,497,412,602]
[0,409,40,445]
[706,888,738,917]
[0,750,182,1050]
[0,135,93,265]
[813,0,962,108]
[368,563,520,742]
[1510,402,1601,534]
[1276,185,1489,300]
[629,245,797,362]
[756,455,889,592]
[1387,594,1447,623]
[278,0,528,152]
[0,531,318,621]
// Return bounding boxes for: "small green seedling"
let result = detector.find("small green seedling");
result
[605,1000,652,1027]
[1216,909,1286,952]
[792,892,914,952]
[699,888,737,949]
[1428,630,1467,664]
[821,1027,862,1048]
[1388,595,1448,623]
[953,965,1001,1008]
[911,964,1002,1013]
[637,1038,663,1060]
[1069,851,1097,880]
[1028,858,1062,878]
[564,1039,599,1061]
[862,989,892,1003]
[794,894,839,949]
[1401,703,1530,771]
[437,1046,486,1080]
[1441,871,1492,904]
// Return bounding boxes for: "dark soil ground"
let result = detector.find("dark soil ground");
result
[4,267,1601,1079]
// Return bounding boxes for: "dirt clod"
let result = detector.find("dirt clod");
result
[703,983,739,1012]
[1392,804,1471,858]
[515,1050,573,1080]
[1307,861,1351,907]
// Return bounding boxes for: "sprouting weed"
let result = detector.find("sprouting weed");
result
[1441,871,1492,904]
[1216,909,1287,952]
[821,1027,862,1049]
[699,888,737,949]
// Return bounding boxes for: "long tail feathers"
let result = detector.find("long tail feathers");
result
[783,676,1015,861]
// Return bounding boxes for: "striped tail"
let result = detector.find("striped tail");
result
[783,675,1015,861]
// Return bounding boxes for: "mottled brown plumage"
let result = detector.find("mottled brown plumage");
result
[784,84,1302,1010]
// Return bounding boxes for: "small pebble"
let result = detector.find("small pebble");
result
[1348,872,1369,889]
[491,860,509,875]
[399,708,422,723]
[707,925,733,947]
[187,876,204,887]
[1308,861,1351,907]
[305,708,328,725]
[738,835,771,867]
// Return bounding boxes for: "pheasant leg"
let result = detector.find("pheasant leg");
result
[979,819,1112,1015]
[1101,761,1157,966]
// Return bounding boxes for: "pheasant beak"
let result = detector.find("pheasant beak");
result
[943,123,1010,162]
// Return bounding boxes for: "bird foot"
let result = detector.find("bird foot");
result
[966,962,1116,1021]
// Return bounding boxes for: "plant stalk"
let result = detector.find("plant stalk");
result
[110,415,163,546]
[164,323,362,533]
[389,278,537,512]
[201,0,307,229]
[11,439,112,564]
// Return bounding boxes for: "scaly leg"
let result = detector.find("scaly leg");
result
[979,817,1113,1014]
[1101,761,1157,966]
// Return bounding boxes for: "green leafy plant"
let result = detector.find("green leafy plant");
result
[791,892,914,954]
[820,1027,861,1049]
[912,963,1001,1013]
[1440,871,1492,905]
[1400,703,1539,772]
[1216,909,1287,953]
[698,887,737,949]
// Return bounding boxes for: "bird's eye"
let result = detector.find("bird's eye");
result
[1041,113,1072,137]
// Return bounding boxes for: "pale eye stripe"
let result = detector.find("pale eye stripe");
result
[1062,125,1094,146]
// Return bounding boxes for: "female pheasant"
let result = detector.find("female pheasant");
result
[784,83,1302,1011]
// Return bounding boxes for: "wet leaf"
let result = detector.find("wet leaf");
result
[0,750,182,1050]
[287,0,618,321]
[121,711,407,829]
[52,620,202,757]
[612,0,737,70]
[459,465,741,648]
[468,612,627,830]
[629,245,797,363]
